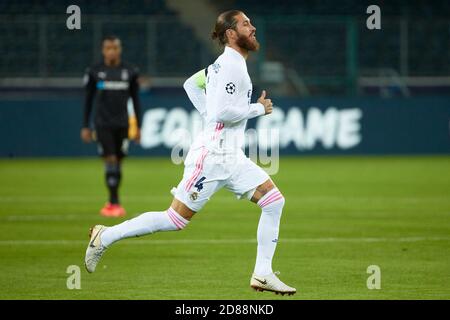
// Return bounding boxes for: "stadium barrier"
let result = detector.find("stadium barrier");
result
[0,91,448,157]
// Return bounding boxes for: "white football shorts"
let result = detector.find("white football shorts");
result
[173,146,270,212]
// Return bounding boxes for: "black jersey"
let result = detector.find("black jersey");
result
[83,61,142,129]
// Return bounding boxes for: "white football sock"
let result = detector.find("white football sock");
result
[254,188,285,276]
[100,207,189,247]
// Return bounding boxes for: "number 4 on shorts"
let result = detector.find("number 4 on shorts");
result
[194,176,206,192]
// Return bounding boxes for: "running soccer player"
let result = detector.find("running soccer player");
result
[81,35,142,218]
[85,11,296,295]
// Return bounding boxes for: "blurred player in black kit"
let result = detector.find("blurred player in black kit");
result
[81,35,142,217]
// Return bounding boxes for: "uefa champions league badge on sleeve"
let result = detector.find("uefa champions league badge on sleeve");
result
[225,82,236,94]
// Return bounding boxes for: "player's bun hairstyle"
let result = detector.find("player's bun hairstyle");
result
[211,10,243,46]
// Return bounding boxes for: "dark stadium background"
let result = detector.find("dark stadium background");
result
[1,0,449,157]
[0,0,449,301]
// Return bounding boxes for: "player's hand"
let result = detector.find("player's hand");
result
[258,90,273,115]
[81,128,92,143]
[134,128,141,144]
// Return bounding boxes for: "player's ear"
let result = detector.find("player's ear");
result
[225,28,235,42]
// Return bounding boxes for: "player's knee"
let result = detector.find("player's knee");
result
[258,188,285,210]
[277,193,285,207]
[104,155,119,164]
[166,207,190,231]
[270,192,285,209]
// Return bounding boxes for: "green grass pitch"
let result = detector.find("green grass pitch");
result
[0,156,449,299]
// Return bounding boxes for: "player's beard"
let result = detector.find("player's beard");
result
[236,31,260,51]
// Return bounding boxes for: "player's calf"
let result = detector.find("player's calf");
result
[84,207,190,273]
[254,187,285,277]
[99,207,190,247]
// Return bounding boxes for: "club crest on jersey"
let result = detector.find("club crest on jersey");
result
[189,192,199,201]
[121,69,129,81]
[225,82,236,94]
[97,71,106,79]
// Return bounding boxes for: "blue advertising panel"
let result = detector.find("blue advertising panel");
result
[0,91,449,157]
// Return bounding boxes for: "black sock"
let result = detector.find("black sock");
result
[105,163,121,204]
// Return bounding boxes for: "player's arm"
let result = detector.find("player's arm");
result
[183,69,207,119]
[214,65,271,124]
[130,67,142,142]
[81,68,96,143]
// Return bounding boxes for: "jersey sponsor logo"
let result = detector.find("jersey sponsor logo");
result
[225,82,236,94]
[96,81,129,90]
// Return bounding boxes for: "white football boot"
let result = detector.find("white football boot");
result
[250,271,296,296]
[84,225,108,273]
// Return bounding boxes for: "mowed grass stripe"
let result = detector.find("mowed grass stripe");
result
[1,236,449,245]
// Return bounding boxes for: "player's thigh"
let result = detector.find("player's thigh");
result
[250,179,277,203]
[170,197,196,220]
[173,148,226,212]
[174,171,225,213]
[95,127,116,158]
[225,154,271,201]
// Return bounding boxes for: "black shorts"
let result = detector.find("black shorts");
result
[95,127,129,158]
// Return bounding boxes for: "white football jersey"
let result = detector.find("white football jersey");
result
[190,46,265,154]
